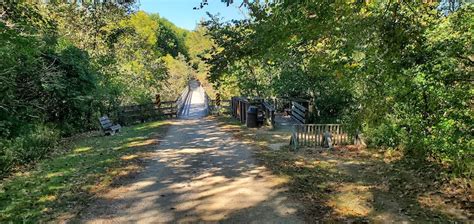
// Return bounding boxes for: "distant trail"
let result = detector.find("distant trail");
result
[78,80,303,223]
[180,80,208,119]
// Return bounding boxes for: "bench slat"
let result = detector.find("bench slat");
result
[99,116,121,135]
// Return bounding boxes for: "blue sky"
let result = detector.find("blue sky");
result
[138,0,248,30]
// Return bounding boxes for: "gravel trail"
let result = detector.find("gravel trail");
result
[78,81,303,223]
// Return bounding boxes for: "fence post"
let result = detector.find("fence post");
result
[155,94,161,108]
[216,93,221,106]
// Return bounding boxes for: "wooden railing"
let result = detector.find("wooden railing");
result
[262,101,275,128]
[230,97,276,128]
[290,124,352,150]
[176,84,191,116]
[118,84,190,125]
[209,99,231,114]
[231,97,250,124]
[118,101,176,125]
[291,101,308,124]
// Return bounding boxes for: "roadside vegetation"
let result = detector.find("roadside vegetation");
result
[0,2,213,176]
[217,115,472,222]
[0,120,169,222]
[203,1,473,177]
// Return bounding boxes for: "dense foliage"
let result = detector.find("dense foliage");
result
[203,1,473,176]
[0,2,206,175]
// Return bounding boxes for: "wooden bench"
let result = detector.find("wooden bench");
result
[99,116,121,136]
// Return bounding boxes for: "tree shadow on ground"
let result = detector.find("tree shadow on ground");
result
[73,118,303,223]
[0,121,169,223]
[256,147,472,223]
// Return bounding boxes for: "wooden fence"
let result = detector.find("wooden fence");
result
[231,97,249,124]
[290,124,352,150]
[118,85,190,125]
[230,97,275,128]
[291,101,308,124]
[209,99,231,114]
[176,84,191,116]
[262,101,275,128]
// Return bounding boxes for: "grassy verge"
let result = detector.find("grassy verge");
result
[0,120,170,222]
[216,115,472,222]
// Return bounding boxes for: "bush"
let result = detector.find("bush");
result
[0,124,59,176]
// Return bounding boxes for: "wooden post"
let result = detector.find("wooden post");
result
[216,93,221,106]
[155,94,161,107]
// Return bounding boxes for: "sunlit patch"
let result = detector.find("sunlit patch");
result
[383,149,404,163]
[124,139,158,148]
[121,154,139,160]
[89,164,143,195]
[328,184,374,217]
[74,147,92,153]
[178,148,217,154]
[134,121,166,130]
[293,160,316,169]
[418,194,469,220]
[46,172,64,178]
[38,195,57,202]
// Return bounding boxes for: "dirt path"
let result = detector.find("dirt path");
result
[78,82,303,223]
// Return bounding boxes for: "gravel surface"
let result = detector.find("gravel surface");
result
[78,81,303,223]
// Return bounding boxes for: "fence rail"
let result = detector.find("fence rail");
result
[118,84,190,125]
[209,99,231,114]
[262,101,275,128]
[176,84,191,116]
[290,124,352,150]
[231,97,249,124]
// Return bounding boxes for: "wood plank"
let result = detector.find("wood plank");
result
[292,107,306,118]
[291,111,305,124]
[292,101,307,112]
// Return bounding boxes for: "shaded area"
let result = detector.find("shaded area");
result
[0,121,169,222]
[78,118,303,223]
[257,149,472,222]
[218,118,473,222]
[77,82,303,223]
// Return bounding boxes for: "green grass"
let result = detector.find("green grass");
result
[0,120,169,222]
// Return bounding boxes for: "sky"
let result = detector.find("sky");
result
[138,0,248,30]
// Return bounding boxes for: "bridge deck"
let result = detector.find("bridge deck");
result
[179,80,208,119]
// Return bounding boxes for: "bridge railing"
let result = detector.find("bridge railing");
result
[208,99,231,115]
[118,84,190,125]
[262,101,275,128]
[230,97,276,128]
[176,84,191,116]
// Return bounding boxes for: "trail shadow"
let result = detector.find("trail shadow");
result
[74,118,303,223]
[0,121,170,223]
[257,147,472,222]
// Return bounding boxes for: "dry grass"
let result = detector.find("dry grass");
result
[217,115,473,222]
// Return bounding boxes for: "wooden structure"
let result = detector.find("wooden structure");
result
[231,97,275,128]
[118,85,190,125]
[262,101,275,128]
[99,116,121,135]
[231,97,250,124]
[290,124,352,150]
[176,84,191,116]
[209,99,231,114]
[291,101,308,124]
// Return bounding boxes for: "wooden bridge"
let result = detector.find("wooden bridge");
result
[228,96,357,150]
[113,80,358,150]
[117,84,190,125]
